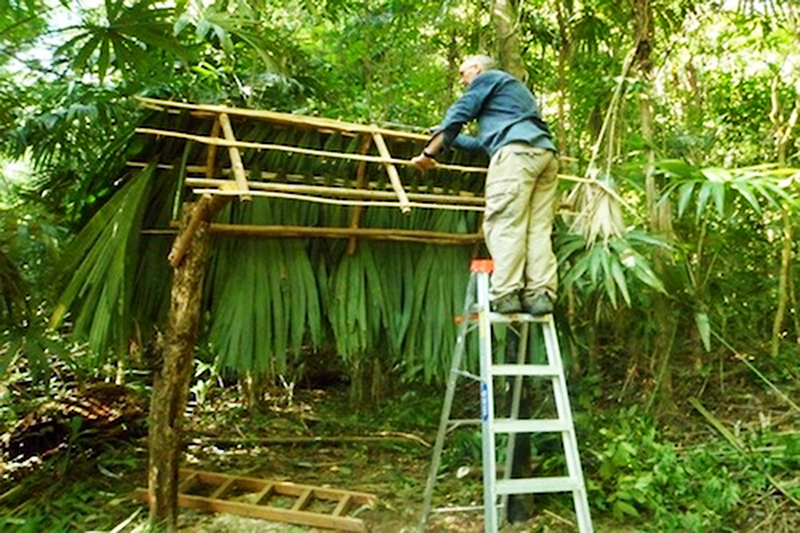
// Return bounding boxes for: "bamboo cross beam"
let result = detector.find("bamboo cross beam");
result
[135,96,430,142]
[217,113,252,201]
[193,223,484,244]
[371,129,410,213]
[192,188,485,211]
[184,178,484,206]
[134,127,488,174]
[127,161,487,198]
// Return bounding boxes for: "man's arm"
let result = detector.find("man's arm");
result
[410,132,445,170]
[452,133,483,152]
[411,73,496,169]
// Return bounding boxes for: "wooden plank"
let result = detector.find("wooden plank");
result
[135,488,369,533]
[181,470,376,504]
[216,113,252,201]
[137,471,376,531]
[178,472,199,492]
[291,488,313,511]
[210,479,234,500]
[253,483,275,505]
[178,493,368,532]
[371,131,411,213]
[332,495,351,517]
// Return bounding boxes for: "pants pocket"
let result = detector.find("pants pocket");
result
[485,180,519,221]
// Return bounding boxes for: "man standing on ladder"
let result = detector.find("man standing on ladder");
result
[412,55,558,316]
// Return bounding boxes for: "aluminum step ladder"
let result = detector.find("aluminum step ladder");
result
[418,259,593,533]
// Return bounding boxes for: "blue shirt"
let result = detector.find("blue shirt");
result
[437,70,556,157]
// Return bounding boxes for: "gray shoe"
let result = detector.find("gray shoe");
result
[522,292,554,316]
[491,293,522,314]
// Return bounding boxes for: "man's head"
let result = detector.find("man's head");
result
[459,55,495,86]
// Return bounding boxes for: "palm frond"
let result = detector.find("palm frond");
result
[558,230,668,309]
[657,162,799,220]
[50,163,157,357]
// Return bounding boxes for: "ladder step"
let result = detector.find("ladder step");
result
[491,364,559,377]
[496,476,580,495]
[489,312,550,323]
[493,419,569,434]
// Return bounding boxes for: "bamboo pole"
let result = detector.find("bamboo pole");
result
[217,113,252,201]
[184,178,483,206]
[371,130,411,213]
[134,127,487,174]
[191,222,483,244]
[135,96,429,142]
[205,120,220,181]
[191,188,484,211]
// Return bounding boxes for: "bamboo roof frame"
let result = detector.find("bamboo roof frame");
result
[134,97,493,246]
[133,97,612,247]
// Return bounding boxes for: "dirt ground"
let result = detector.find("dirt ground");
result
[119,385,606,533]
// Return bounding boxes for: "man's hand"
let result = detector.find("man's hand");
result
[411,153,437,170]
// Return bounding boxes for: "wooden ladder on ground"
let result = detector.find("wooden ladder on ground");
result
[137,468,376,532]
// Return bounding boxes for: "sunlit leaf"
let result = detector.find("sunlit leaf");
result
[694,312,711,352]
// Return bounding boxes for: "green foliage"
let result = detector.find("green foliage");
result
[54,0,189,83]
[50,164,158,358]
[557,229,667,310]
[207,199,323,377]
[584,406,780,532]
[657,162,795,220]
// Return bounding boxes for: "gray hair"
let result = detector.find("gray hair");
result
[461,54,496,71]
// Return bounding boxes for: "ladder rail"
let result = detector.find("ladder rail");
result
[418,274,477,532]
[543,318,594,533]
[477,272,500,533]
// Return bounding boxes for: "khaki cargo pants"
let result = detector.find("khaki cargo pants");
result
[483,143,558,301]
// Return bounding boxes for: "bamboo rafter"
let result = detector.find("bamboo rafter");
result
[183,177,484,206]
[217,112,251,201]
[191,188,484,211]
[136,96,429,141]
[134,126,487,174]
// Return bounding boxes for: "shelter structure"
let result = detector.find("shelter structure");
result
[132,97,496,529]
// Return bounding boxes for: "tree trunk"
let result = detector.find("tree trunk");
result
[148,197,223,531]
[632,0,675,409]
[492,0,526,81]
[555,0,571,157]
[771,208,793,356]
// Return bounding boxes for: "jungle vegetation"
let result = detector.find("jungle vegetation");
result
[0,0,799,531]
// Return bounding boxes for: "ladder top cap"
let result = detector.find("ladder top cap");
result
[470,259,494,273]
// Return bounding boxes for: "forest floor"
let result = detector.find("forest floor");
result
[2,361,800,532]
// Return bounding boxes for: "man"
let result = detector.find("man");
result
[411,55,559,316]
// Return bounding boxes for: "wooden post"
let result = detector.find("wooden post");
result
[205,119,220,181]
[148,195,226,531]
[347,135,374,254]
